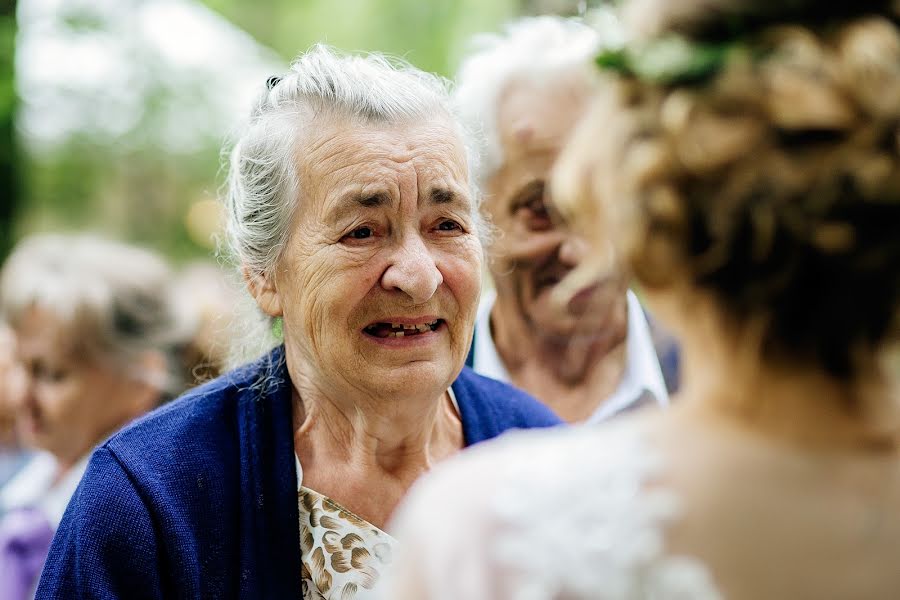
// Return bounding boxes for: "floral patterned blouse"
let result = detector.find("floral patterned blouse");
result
[296,457,398,600]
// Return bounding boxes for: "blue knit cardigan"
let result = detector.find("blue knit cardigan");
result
[36,346,561,599]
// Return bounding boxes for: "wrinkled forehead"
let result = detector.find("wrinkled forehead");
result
[11,305,81,361]
[298,115,468,179]
[297,113,471,196]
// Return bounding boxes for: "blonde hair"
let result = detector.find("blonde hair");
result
[556,11,900,378]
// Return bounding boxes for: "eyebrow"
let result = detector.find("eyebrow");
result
[430,188,455,205]
[326,190,391,224]
[356,192,391,208]
[426,187,473,215]
[327,186,471,224]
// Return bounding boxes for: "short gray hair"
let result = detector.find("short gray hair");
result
[224,44,482,279]
[0,233,189,392]
[454,16,602,185]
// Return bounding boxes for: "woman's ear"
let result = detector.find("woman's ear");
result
[242,267,283,318]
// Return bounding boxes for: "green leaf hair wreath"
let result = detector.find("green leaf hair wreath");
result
[596,34,739,85]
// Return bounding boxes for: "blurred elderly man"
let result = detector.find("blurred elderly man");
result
[457,16,675,423]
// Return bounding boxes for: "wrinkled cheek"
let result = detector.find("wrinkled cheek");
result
[40,391,72,424]
[298,297,340,373]
[443,248,482,356]
[490,231,562,276]
[298,269,364,377]
[285,263,332,351]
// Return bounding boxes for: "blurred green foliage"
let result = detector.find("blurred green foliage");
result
[204,0,518,75]
[9,0,520,264]
[0,2,16,260]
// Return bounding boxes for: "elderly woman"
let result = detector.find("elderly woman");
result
[35,46,560,600]
[0,324,27,487]
[382,1,900,598]
[0,234,185,600]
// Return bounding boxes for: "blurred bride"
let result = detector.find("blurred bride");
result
[380,0,900,597]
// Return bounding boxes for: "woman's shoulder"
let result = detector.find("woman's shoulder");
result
[395,420,660,544]
[416,418,657,500]
[111,369,247,450]
[452,366,564,433]
[384,419,722,599]
[102,350,287,483]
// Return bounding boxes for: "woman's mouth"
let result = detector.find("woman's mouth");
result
[363,319,443,338]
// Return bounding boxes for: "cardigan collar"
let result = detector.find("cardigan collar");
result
[235,345,302,598]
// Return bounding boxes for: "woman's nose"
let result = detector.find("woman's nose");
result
[380,234,443,304]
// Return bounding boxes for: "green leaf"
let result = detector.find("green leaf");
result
[595,34,734,86]
[631,35,729,85]
[595,47,632,75]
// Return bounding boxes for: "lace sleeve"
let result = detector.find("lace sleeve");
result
[381,426,722,600]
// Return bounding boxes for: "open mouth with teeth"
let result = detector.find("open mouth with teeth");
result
[363,319,443,338]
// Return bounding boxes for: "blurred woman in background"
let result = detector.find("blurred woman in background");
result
[0,324,27,487]
[0,233,189,600]
[382,1,900,597]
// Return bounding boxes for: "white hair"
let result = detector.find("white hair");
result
[0,233,191,393]
[224,44,483,279]
[222,44,487,367]
[454,16,605,185]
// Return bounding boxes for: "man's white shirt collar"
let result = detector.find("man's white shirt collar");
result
[473,289,669,422]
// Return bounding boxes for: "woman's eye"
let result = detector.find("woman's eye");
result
[45,369,68,383]
[437,220,462,232]
[345,226,374,241]
[32,362,67,383]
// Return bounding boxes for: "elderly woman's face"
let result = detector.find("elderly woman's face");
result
[264,117,482,399]
[12,307,150,465]
[0,325,24,443]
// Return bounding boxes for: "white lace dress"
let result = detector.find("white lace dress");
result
[379,425,723,599]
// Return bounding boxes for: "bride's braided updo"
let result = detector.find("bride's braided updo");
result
[556,2,900,379]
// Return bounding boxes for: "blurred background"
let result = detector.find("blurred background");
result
[0,0,593,264]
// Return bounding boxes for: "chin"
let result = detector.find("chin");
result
[531,300,608,331]
[366,360,455,397]
[546,321,607,343]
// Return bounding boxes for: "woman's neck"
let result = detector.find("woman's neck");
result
[290,374,463,529]
[290,373,463,479]
[678,324,899,453]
